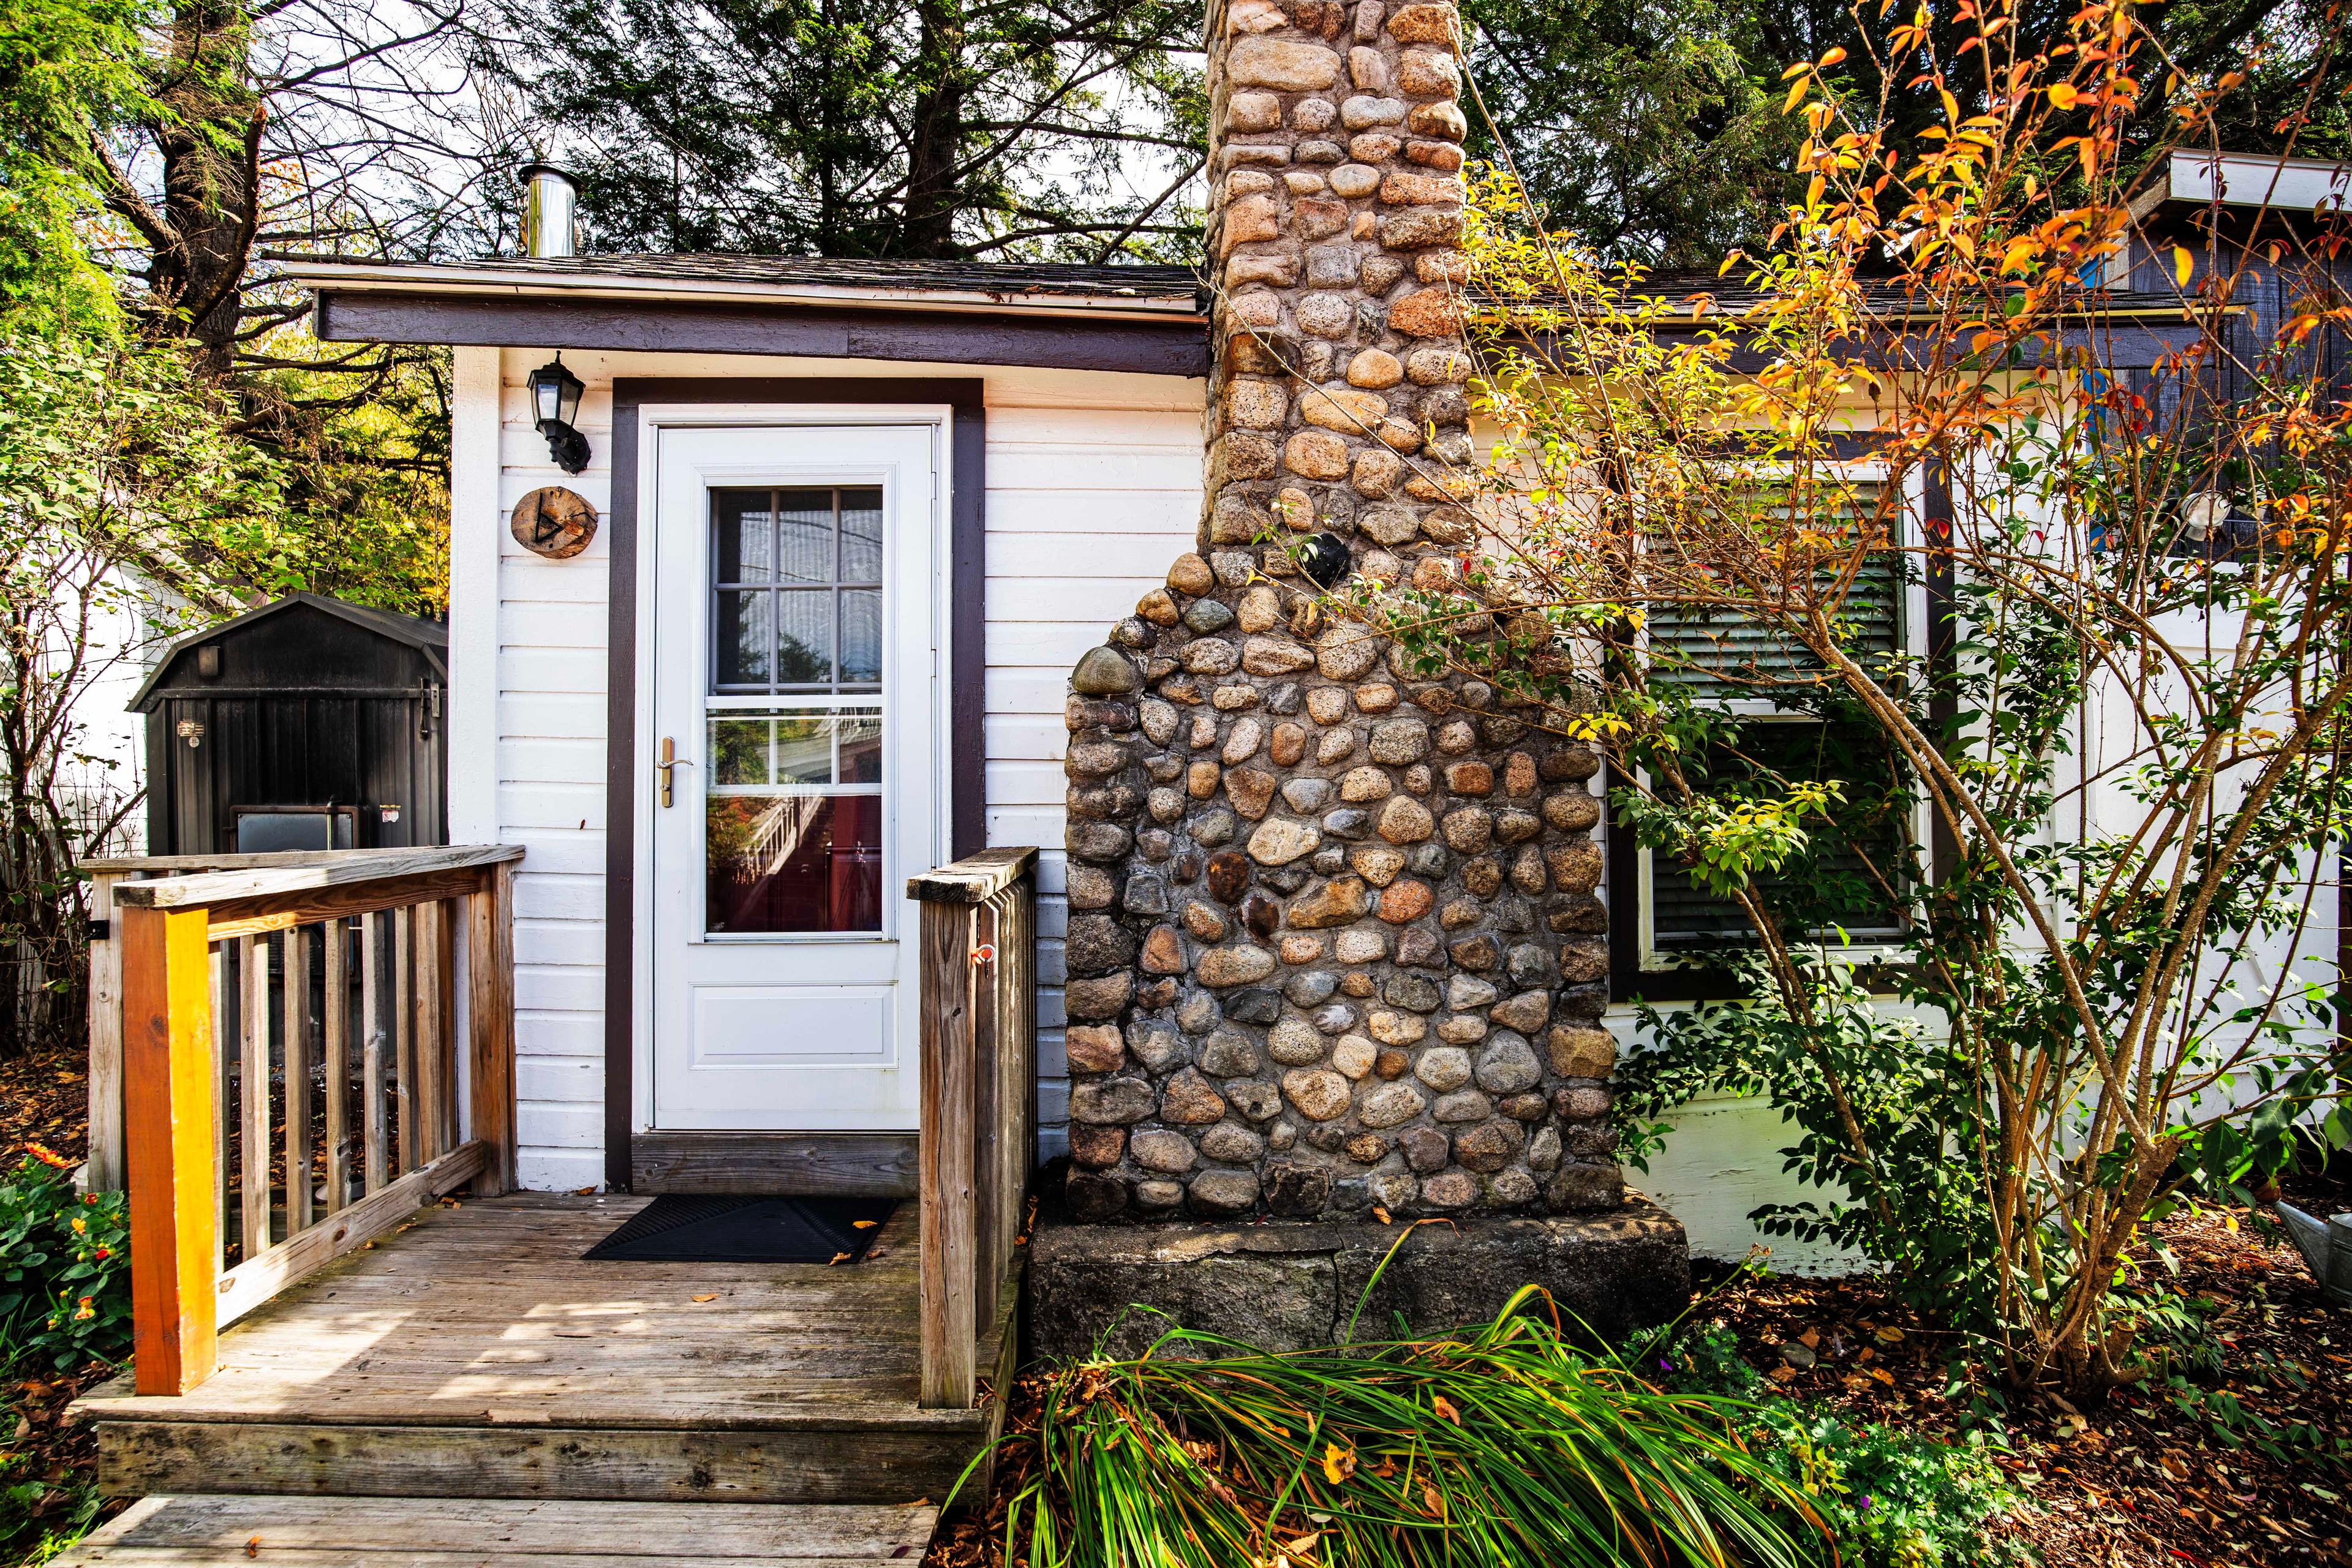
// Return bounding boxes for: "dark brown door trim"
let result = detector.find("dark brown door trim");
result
[605,378,987,1193]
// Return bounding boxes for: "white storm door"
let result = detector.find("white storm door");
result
[647,421,941,1131]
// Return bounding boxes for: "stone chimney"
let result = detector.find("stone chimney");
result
[1055,0,1621,1224]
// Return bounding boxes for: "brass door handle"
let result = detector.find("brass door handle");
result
[657,737,692,807]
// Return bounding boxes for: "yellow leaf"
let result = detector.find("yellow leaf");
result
[1782,77,1810,114]
[853,1219,878,1229]
[1818,46,1847,67]
[1431,1395,1461,1425]
[1780,61,1811,80]
[1869,1366,1894,1385]
[1322,1443,1355,1483]
[692,1294,717,1303]
[2173,246,2195,288]
[1874,1325,1905,1344]
[2046,83,2078,109]
[1371,1205,1393,1224]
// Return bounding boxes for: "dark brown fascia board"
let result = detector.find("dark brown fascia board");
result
[315,288,1210,379]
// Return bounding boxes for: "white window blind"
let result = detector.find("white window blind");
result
[1645,480,1900,701]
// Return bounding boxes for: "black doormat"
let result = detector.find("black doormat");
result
[583,1195,898,1264]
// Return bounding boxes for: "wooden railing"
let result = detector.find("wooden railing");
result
[908,848,1038,1411]
[83,846,523,1395]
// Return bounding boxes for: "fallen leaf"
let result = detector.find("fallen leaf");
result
[1322,1443,1355,1483]
[1770,1365,1803,1384]
[1431,1394,1461,1425]
[245,1537,261,1559]
[574,1186,597,1196]
[1797,1328,1821,1349]
[1874,1325,1905,1344]
[829,1251,851,1265]
[853,1219,878,1229]
[692,1294,718,1303]
[1371,1206,1392,1224]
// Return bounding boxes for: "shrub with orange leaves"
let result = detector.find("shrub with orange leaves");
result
[1300,0,2352,1403]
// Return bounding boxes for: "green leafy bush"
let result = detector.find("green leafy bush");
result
[0,1153,130,1372]
[1657,1328,2026,1568]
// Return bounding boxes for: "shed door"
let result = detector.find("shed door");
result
[648,423,941,1131]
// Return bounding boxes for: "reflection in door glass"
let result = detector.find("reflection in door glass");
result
[710,486,884,693]
[704,709,883,933]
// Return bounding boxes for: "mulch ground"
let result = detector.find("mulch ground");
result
[0,1045,86,1172]
[931,1175,2352,1568]
[1689,1176,2351,1568]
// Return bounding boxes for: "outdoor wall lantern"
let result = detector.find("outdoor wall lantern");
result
[1298,531,1352,590]
[527,354,590,475]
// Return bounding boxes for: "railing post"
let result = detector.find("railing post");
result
[120,904,219,1396]
[467,863,516,1197]
[918,897,979,1410]
[86,872,126,1193]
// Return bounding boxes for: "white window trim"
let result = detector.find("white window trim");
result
[1632,461,1934,973]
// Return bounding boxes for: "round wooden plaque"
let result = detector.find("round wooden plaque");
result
[510,486,598,559]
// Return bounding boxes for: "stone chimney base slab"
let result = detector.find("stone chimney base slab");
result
[1027,1201,1690,1360]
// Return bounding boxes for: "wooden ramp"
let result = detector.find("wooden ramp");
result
[50,1495,938,1567]
[75,1194,1015,1507]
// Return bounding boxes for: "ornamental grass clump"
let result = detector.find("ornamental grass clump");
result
[969,1283,1828,1568]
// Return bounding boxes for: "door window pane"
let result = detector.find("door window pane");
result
[714,592,771,687]
[840,489,884,581]
[704,706,884,934]
[715,492,774,582]
[774,590,832,685]
[775,489,835,584]
[839,589,882,685]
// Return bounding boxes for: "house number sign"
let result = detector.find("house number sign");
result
[510,486,599,559]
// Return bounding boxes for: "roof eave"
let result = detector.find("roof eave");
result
[284,261,1206,324]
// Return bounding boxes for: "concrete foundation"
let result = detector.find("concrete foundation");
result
[1026,1198,1690,1362]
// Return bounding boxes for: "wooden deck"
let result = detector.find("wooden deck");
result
[76,1194,1016,1506]
[51,1495,940,1567]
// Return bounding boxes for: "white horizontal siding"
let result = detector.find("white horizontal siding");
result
[981,400,1202,1155]
[453,346,1204,1187]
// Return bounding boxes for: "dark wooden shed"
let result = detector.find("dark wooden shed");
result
[134,593,447,856]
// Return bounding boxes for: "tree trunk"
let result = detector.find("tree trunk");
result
[901,0,966,258]
[148,0,262,376]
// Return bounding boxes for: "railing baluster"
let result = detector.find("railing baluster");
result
[363,910,387,1194]
[394,905,415,1176]
[239,935,271,1260]
[322,918,349,1215]
[85,872,126,1193]
[284,925,313,1235]
[211,943,227,1268]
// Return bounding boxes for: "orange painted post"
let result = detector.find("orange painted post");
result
[120,904,220,1395]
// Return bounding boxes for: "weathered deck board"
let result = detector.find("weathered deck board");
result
[51,1494,938,1566]
[77,1194,1018,1504]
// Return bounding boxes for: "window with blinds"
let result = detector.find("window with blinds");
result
[1649,722,1908,951]
[1643,479,1902,702]
[1638,477,1912,956]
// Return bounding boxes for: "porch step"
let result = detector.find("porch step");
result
[51,1494,940,1566]
[74,1194,1016,1506]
